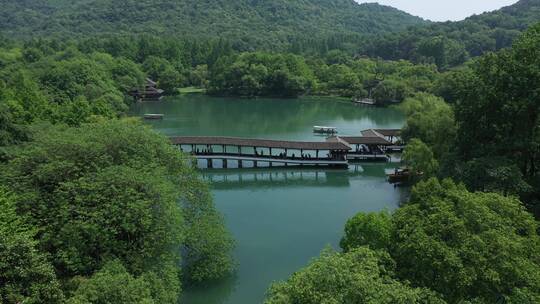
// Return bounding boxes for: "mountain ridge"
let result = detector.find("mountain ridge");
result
[0,0,427,46]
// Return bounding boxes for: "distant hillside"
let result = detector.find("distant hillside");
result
[361,0,540,68]
[0,0,426,48]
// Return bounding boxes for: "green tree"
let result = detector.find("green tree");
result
[340,179,540,303]
[158,67,183,93]
[340,211,392,252]
[142,56,170,80]
[0,101,28,146]
[265,247,445,304]
[391,179,540,303]
[372,79,411,104]
[402,139,439,178]
[1,120,234,299]
[189,64,209,88]
[449,24,540,215]
[400,93,456,159]
[0,189,64,304]
[182,178,235,283]
[67,260,154,304]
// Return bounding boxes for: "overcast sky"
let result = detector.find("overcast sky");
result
[356,1,519,21]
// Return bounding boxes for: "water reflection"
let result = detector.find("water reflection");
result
[202,165,396,190]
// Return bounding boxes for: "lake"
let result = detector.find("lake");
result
[130,95,407,304]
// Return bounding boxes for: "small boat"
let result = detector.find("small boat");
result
[313,126,337,134]
[143,114,164,120]
[353,98,377,106]
[387,168,412,184]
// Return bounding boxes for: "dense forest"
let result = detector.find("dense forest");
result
[0,0,425,50]
[3,0,540,69]
[361,0,540,69]
[2,0,540,303]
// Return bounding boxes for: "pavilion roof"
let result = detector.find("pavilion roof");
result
[170,136,351,150]
[330,136,392,146]
[374,129,401,137]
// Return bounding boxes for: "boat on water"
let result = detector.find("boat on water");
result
[352,98,377,106]
[313,126,337,134]
[143,114,165,120]
[387,168,412,184]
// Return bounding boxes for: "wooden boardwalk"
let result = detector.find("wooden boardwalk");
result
[170,130,404,169]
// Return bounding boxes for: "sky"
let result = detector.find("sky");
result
[356,1,519,21]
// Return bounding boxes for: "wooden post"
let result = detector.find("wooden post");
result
[238,160,243,168]
[316,150,319,158]
[238,146,241,154]
[254,161,258,168]
[223,159,228,169]
[207,159,213,168]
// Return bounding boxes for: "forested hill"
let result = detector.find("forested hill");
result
[361,0,540,69]
[0,0,426,47]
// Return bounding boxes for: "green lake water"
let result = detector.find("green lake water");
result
[130,95,407,304]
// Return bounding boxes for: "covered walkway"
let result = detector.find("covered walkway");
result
[170,136,351,168]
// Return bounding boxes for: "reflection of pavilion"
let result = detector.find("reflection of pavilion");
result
[202,165,391,190]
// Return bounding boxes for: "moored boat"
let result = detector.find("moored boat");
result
[352,98,377,106]
[313,126,338,134]
[387,168,412,184]
[143,114,165,120]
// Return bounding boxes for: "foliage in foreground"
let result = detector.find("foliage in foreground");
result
[399,23,540,216]
[0,120,234,303]
[266,247,444,304]
[342,179,540,304]
[268,179,540,304]
[0,189,64,304]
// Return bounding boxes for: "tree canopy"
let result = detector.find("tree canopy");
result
[0,189,64,304]
[0,0,425,50]
[336,179,540,304]
[265,247,444,304]
[0,120,234,303]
